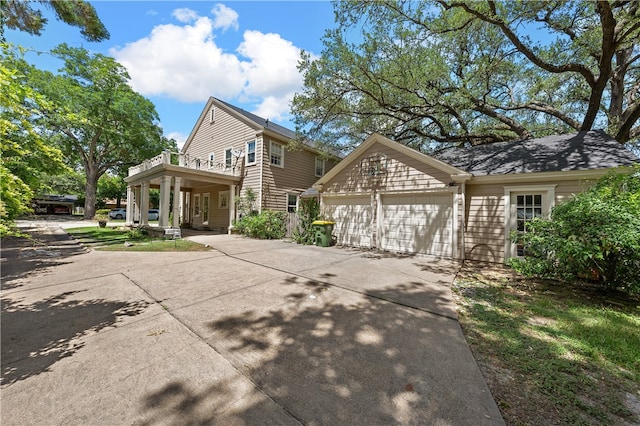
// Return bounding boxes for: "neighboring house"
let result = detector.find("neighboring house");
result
[125,97,338,232]
[32,194,77,215]
[313,131,638,263]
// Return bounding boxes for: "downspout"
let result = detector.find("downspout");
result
[460,182,466,261]
[258,135,264,213]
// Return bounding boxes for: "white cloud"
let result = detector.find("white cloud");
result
[211,4,239,32]
[252,94,296,122]
[172,8,199,23]
[166,131,188,149]
[110,16,244,102]
[110,6,308,121]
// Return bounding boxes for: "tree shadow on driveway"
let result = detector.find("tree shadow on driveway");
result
[140,274,501,424]
[1,291,149,386]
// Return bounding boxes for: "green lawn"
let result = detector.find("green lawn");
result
[453,262,640,425]
[65,226,209,252]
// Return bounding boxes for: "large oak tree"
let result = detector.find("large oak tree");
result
[292,0,640,153]
[1,0,109,42]
[28,44,175,218]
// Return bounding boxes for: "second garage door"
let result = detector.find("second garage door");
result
[323,195,372,248]
[380,193,453,257]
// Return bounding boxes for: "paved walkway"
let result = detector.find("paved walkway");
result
[1,221,504,425]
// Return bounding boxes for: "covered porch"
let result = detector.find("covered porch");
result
[125,151,242,234]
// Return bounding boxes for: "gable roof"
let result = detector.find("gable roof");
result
[214,98,296,140]
[182,97,339,159]
[314,133,471,188]
[433,130,638,176]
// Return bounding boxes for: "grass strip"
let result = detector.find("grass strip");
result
[453,262,640,425]
[65,226,209,252]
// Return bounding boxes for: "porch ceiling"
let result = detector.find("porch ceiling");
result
[125,163,241,188]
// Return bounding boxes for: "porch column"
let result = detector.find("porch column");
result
[159,175,171,228]
[228,183,236,234]
[140,182,149,225]
[133,186,141,223]
[172,177,182,228]
[126,185,134,225]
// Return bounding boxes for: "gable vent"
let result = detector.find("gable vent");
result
[209,108,215,123]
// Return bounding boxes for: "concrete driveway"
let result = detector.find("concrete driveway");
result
[1,222,504,425]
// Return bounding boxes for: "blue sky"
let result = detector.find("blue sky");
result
[7,1,336,148]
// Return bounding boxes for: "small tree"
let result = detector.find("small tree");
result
[508,165,640,294]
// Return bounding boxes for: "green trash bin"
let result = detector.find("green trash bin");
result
[312,220,335,247]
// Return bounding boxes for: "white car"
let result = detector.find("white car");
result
[108,208,126,219]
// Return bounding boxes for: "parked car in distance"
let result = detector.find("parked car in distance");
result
[148,209,159,220]
[108,208,126,219]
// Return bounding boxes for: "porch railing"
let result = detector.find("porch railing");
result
[128,150,243,177]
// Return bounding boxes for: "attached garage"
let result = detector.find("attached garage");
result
[315,134,469,259]
[314,132,638,262]
[379,192,454,257]
[323,195,372,248]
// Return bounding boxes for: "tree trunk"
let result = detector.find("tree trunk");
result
[84,168,99,219]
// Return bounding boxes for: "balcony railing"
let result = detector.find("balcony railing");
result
[128,150,243,177]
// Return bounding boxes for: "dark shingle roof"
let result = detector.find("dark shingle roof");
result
[433,130,639,176]
[215,98,296,140]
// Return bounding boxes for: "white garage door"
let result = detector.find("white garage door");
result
[380,193,453,257]
[323,195,372,248]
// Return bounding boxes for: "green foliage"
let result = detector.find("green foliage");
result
[24,43,176,218]
[125,226,146,240]
[509,166,640,294]
[235,187,258,216]
[0,43,68,233]
[292,197,320,245]
[292,1,640,152]
[1,0,109,41]
[97,174,126,206]
[234,210,287,240]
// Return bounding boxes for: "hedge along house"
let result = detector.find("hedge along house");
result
[125,97,338,234]
[313,131,638,262]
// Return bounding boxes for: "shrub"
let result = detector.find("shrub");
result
[293,197,320,245]
[126,226,146,240]
[235,210,286,239]
[508,165,640,294]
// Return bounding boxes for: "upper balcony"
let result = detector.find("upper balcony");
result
[128,150,243,177]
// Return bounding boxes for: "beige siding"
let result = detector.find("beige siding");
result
[185,107,255,169]
[464,184,505,262]
[464,178,599,263]
[262,137,332,211]
[189,184,231,231]
[323,142,450,194]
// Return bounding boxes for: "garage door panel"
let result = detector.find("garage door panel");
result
[380,193,453,257]
[323,196,371,248]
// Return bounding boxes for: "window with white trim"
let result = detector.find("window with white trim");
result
[219,190,229,209]
[515,194,542,256]
[287,194,298,213]
[270,141,284,167]
[315,156,325,177]
[246,140,256,165]
[203,193,210,224]
[504,185,556,259]
[209,108,215,123]
[208,152,215,169]
[224,148,233,168]
[194,194,201,217]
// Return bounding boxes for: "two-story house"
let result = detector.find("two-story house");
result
[124,97,337,233]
